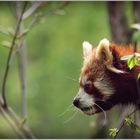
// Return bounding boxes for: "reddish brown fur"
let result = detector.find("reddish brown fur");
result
[74,42,140,115]
[110,44,140,73]
[81,43,140,111]
[105,44,140,107]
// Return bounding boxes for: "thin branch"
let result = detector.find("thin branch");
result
[114,122,125,139]
[23,2,44,20]
[29,2,69,29]
[6,106,35,138]
[1,2,27,108]
[16,0,27,119]
[5,2,69,66]
[0,105,25,138]
[17,40,27,118]
[114,108,138,139]
[114,41,140,138]
[15,2,35,137]
[0,95,34,138]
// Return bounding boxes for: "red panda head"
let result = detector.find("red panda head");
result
[73,38,139,115]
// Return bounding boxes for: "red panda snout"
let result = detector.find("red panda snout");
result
[73,99,80,108]
[73,75,115,115]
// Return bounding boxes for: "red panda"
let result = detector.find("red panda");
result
[73,38,140,115]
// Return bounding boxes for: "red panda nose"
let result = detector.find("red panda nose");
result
[73,99,80,107]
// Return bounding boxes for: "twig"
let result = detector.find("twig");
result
[29,1,69,29]
[114,122,125,139]
[17,38,27,118]
[23,2,44,20]
[0,95,34,138]
[114,107,138,139]
[5,2,69,66]
[1,2,27,108]
[6,106,35,138]
[15,2,35,137]
[16,1,27,119]
[114,41,140,139]
[0,105,25,138]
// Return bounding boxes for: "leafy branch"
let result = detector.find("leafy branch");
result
[109,24,140,139]
[0,1,69,138]
[109,108,139,138]
[1,2,27,108]
[0,2,35,138]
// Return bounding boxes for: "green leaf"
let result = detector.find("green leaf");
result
[18,116,27,128]
[125,117,140,134]
[121,54,134,61]
[130,122,140,134]
[121,53,140,61]
[109,128,118,138]
[135,53,140,57]
[124,116,132,126]
[136,126,140,134]
[138,73,140,79]
[131,24,140,30]
[1,41,12,48]
[127,55,136,70]
[137,60,140,66]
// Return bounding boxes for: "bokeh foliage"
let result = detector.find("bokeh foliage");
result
[0,1,134,138]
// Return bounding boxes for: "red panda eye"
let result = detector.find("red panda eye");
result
[84,84,92,93]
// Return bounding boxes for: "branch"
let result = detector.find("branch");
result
[29,1,69,29]
[0,105,25,138]
[17,40,27,117]
[16,0,28,119]
[113,42,140,138]
[1,2,27,108]
[6,106,35,138]
[23,2,44,20]
[0,95,34,138]
[114,108,138,139]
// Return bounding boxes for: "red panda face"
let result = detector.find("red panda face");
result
[73,39,125,115]
[74,64,115,115]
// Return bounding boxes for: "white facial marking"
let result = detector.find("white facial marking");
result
[107,66,125,74]
[94,77,114,99]
[74,88,94,107]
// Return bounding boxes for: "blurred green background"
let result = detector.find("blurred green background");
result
[0,1,133,138]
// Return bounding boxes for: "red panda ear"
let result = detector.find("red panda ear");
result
[96,38,125,73]
[82,41,92,62]
[96,38,112,64]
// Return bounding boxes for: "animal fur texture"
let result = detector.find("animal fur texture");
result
[73,38,140,115]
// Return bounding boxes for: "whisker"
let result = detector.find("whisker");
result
[94,102,107,126]
[58,104,73,117]
[63,110,78,124]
